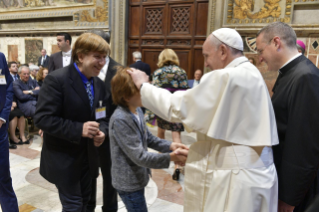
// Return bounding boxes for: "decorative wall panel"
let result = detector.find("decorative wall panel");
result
[25,38,43,64]
[0,0,109,33]
[8,45,19,62]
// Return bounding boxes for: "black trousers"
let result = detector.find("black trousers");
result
[56,158,92,212]
[87,141,118,212]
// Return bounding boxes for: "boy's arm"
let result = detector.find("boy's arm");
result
[146,128,171,153]
[111,119,170,169]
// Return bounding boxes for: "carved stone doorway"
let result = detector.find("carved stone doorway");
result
[127,0,209,80]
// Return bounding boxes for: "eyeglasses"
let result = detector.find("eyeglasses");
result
[256,38,273,55]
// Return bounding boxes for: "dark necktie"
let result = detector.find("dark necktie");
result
[14,75,18,81]
[85,81,94,109]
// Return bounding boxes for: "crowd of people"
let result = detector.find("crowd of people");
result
[0,22,319,212]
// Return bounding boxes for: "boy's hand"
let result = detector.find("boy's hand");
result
[170,148,189,166]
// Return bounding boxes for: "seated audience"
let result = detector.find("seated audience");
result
[109,66,188,212]
[8,61,19,81]
[36,67,49,87]
[9,96,29,145]
[29,65,40,81]
[13,65,40,118]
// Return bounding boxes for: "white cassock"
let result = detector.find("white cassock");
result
[141,56,279,212]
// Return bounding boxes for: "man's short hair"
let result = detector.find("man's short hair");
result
[18,65,29,74]
[296,44,305,55]
[256,22,297,49]
[132,51,142,60]
[42,49,46,52]
[157,49,179,68]
[86,29,110,44]
[8,61,17,69]
[57,32,72,45]
[111,66,139,108]
[72,33,110,64]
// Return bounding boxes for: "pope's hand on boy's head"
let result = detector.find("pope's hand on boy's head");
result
[127,68,149,90]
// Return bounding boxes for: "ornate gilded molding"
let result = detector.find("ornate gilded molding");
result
[225,0,290,25]
[77,0,108,24]
[207,0,217,34]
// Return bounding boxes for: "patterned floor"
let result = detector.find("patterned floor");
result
[1,126,196,212]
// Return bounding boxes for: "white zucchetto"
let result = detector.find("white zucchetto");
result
[212,28,243,51]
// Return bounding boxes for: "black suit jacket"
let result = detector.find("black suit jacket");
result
[130,60,151,77]
[104,57,121,115]
[48,51,73,73]
[38,55,50,68]
[34,64,111,184]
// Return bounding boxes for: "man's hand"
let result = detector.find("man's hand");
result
[278,199,295,212]
[34,86,40,90]
[170,150,187,166]
[23,90,30,94]
[170,142,189,152]
[0,119,4,128]
[82,121,100,139]
[126,68,149,90]
[39,129,43,138]
[93,130,105,147]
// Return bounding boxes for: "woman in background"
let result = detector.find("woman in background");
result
[152,49,188,180]
[36,67,48,87]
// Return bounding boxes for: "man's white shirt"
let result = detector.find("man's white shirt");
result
[98,56,110,81]
[62,50,72,67]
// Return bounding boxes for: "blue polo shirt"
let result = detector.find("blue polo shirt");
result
[74,62,94,98]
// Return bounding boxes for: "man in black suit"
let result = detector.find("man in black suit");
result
[86,29,121,212]
[130,51,151,79]
[48,32,72,73]
[34,33,111,211]
[38,49,50,68]
[256,22,319,212]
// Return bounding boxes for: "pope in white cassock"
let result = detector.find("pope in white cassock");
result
[128,28,279,212]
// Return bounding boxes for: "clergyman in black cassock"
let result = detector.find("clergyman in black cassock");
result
[271,54,319,211]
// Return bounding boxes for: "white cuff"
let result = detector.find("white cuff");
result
[0,117,6,124]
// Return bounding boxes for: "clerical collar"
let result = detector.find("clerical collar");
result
[279,53,303,75]
[279,53,301,72]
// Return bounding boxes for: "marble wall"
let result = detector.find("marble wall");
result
[1,36,79,64]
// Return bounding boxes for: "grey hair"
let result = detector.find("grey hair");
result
[296,44,305,55]
[29,65,39,71]
[18,65,29,74]
[86,29,110,44]
[42,49,46,52]
[256,22,297,49]
[132,51,142,59]
[210,34,243,56]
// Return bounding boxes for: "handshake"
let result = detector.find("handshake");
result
[82,121,105,147]
[169,143,189,166]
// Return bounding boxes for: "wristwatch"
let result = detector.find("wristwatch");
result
[28,90,33,94]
